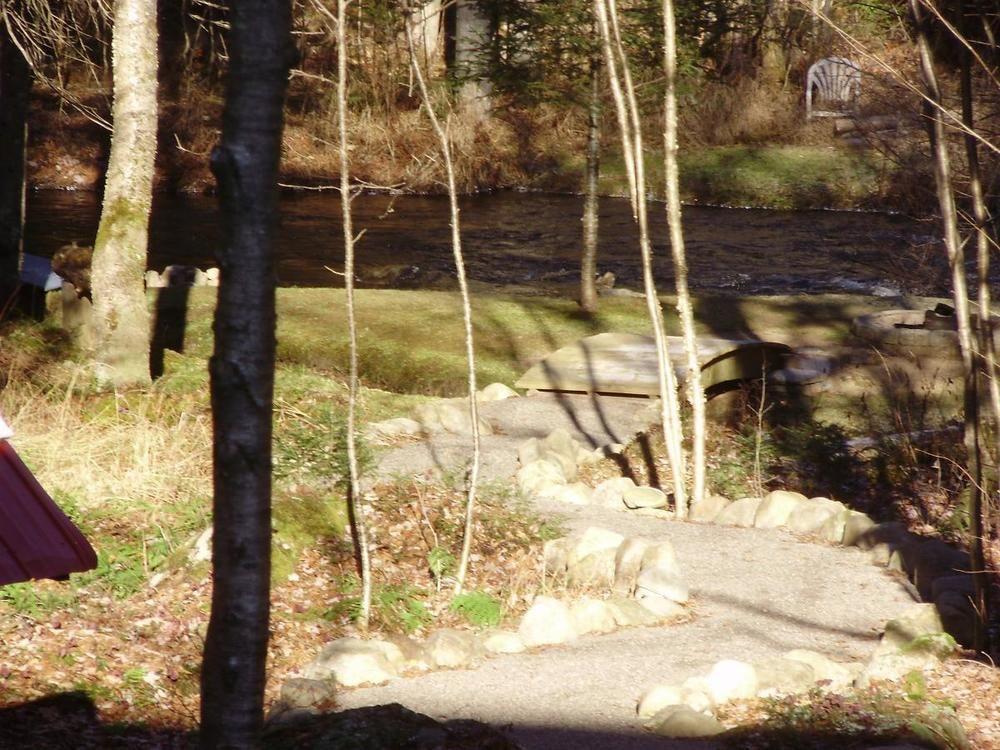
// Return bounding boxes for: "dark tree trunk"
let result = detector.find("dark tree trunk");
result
[199,0,293,747]
[580,50,601,315]
[0,31,31,315]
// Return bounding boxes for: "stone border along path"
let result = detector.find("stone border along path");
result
[282,387,975,748]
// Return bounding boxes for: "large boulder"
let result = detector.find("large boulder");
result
[645,706,726,738]
[783,649,855,691]
[482,630,526,655]
[688,494,731,524]
[477,382,518,402]
[414,401,493,435]
[612,536,651,596]
[519,596,578,647]
[785,497,845,534]
[592,477,638,510]
[705,660,758,704]
[570,597,618,634]
[303,638,398,686]
[423,629,483,669]
[623,486,668,510]
[516,460,566,497]
[637,685,713,719]
[842,512,876,547]
[715,497,762,527]
[606,597,662,628]
[518,428,587,481]
[567,549,618,589]
[754,656,817,697]
[569,527,625,566]
[635,541,688,604]
[754,490,806,528]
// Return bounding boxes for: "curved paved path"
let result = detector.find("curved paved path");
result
[346,396,917,748]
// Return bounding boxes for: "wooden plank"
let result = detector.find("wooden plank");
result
[515,332,792,396]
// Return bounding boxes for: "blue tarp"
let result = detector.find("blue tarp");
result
[20,254,63,292]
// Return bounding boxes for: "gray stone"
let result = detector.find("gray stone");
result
[519,596,578,647]
[567,548,618,589]
[878,603,945,654]
[145,270,165,288]
[570,597,618,634]
[612,537,651,596]
[482,630,526,654]
[304,637,398,686]
[278,677,337,711]
[606,596,662,627]
[635,540,687,603]
[688,494,731,523]
[365,639,407,670]
[477,382,518,402]
[545,482,594,505]
[637,685,684,719]
[519,428,585,481]
[856,651,939,687]
[543,537,571,578]
[414,400,494,435]
[592,477,638,509]
[422,629,482,669]
[635,589,686,619]
[569,527,625,566]
[623,486,668,510]
[785,497,845,535]
[935,590,976,647]
[754,657,817,696]
[819,509,851,544]
[715,496,762,527]
[385,635,430,672]
[635,569,689,605]
[645,706,726,738]
[904,539,970,600]
[754,490,806,529]
[516,460,566,496]
[633,507,673,520]
[842,512,877,547]
[783,649,853,691]
[705,659,758,704]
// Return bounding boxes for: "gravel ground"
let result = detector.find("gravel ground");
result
[349,394,919,749]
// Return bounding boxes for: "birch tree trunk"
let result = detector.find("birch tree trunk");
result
[338,0,373,630]
[959,0,995,655]
[910,0,987,652]
[594,0,688,513]
[0,29,30,314]
[580,50,601,315]
[200,0,292,746]
[663,0,705,512]
[89,0,157,388]
[405,13,482,593]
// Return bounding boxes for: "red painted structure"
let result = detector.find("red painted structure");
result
[0,439,98,586]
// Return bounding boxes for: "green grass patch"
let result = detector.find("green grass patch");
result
[450,590,503,628]
[593,145,894,210]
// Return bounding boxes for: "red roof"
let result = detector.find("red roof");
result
[0,440,98,586]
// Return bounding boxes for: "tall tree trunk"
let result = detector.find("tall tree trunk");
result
[594,0,688,514]
[405,13,482,594]
[960,0,996,657]
[910,0,985,652]
[200,0,292,747]
[450,0,492,116]
[0,30,31,315]
[89,0,157,387]
[580,49,601,315]
[662,0,705,513]
[338,0,373,630]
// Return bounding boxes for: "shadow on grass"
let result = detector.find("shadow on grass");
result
[0,693,952,750]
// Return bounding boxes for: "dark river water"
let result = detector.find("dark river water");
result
[25,190,951,297]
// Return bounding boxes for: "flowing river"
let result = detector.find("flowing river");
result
[25,190,951,297]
